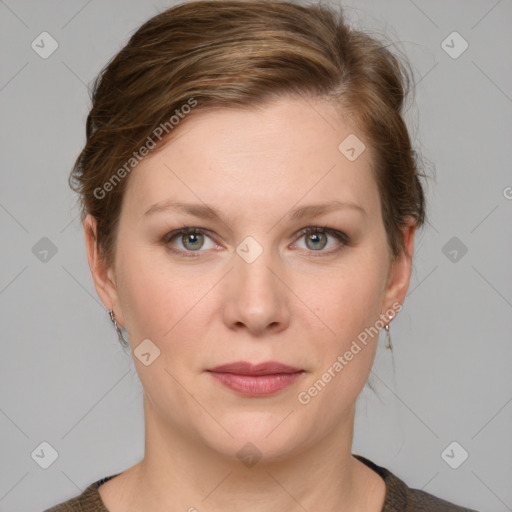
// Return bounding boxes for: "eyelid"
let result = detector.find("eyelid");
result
[291,226,349,255]
[163,227,214,244]
[294,226,349,245]
[164,227,219,257]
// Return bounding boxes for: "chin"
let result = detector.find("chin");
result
[193,408,316,465]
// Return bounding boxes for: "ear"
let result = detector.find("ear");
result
[381,218,417,317]
[83,214,125,327]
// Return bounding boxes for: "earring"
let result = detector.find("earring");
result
[108,310,129,347]
[384,323,393,351]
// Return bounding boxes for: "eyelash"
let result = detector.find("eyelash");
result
[163,226,350,258]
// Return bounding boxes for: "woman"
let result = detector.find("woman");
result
[45,1,479,510]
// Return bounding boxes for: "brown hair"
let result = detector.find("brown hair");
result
[70,0,426,269]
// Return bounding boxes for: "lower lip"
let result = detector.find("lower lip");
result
[209,371,304,396]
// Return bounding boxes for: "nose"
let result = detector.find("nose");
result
[221,248,291,337]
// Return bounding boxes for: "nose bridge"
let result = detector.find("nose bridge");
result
[222,235,290,334]
[234,236,280,301]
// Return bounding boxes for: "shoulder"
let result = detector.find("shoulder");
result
[353,454,480,512]
[42,475,118,512]
[404,487,480,512]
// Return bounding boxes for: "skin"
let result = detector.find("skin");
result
[84,95,416,512]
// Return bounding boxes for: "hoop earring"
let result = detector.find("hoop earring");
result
[108,310,129,347]
[384,323,393,351]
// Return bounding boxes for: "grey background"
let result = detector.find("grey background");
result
[1,1,511,511]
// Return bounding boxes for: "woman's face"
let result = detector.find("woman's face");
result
[87,96,414,462]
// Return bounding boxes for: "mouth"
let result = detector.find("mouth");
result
[207,361,305,397]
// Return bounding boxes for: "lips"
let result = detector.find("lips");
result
[207,361,304,396]
[209,361,302,375]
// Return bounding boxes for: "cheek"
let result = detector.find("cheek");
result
[300,254,388,346]
[115,246,218,372]
[294,261,386,421]
[115,247,182,340]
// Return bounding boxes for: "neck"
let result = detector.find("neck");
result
[112,398,383,512]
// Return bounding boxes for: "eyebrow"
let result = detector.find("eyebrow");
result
[143,199,366,222]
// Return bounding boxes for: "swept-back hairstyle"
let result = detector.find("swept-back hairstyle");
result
[70,0,426,268]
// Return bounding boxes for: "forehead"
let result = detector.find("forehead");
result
[122,96,380,220]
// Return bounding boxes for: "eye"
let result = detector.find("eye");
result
[164,227,217,256]
[293,226,349,254]
[163,226,349,258]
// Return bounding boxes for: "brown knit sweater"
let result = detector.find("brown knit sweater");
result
[43,454,479,511]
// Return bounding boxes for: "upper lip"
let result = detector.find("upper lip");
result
[208,361,303,376]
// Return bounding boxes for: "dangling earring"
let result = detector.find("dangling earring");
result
[108,310,129,347]
[384,323,393,351]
